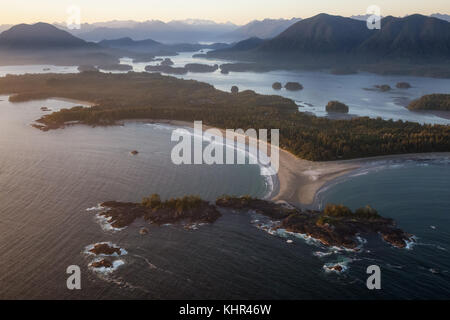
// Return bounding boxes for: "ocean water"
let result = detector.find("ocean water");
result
[1,95,449,299]
[121,51,450,125]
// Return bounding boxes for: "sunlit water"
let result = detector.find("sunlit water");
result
[0,96,449,299]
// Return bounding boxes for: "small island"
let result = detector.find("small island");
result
[408,94,450,111]
[145,65,188,75]
[90,259,113,269]
[326,101,349,113]
[98,64,133,72]
[284,82,303,91]
[272,82,282,90]
[375,84,391,92]
[184,63,219,73]
[396,82,412,89]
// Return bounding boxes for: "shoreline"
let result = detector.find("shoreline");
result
[123,119,450,207]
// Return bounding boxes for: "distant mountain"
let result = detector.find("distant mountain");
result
[356,14,450,59]
[0,22,93,49]
[99,37,230,55]
[0,24,13,33]
[220,18,301,41]
[209,14,450,62]
[63,19,238,43]
[99,37,162,50]
[430,13,450,22]
[0,23,121,66]
[258,14,372,54]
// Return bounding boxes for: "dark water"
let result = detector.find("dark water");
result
[0,96,449,300]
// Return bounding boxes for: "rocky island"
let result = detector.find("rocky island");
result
[215,196,413,249]
[375,84,391,92]
[272,82,282,90]
[184,63,219,73]
[326,101,349,113]
[396,82,412,89]
[284,82,303,91]
[98,194,221,229]
[92,194,415,250]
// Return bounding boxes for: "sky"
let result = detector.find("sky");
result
[0,0,449,25]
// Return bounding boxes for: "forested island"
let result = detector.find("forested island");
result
[408,94,450,111]
[0,72,449,161]
[95,194,413,249]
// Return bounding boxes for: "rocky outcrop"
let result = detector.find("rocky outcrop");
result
[375,84,391,92]
[326,101,349,113]
[216,196,413,250]
[396,82,411,89]
[284,82,303,91]
[90,259,113,269]
[99,196,221,229]
[89,243,122,256]
[272,82,282,90]
[160,58,174,66]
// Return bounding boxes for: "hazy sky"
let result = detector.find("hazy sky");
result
[0,0,449,25]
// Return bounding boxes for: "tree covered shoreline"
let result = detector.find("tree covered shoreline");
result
[0,71,448,161]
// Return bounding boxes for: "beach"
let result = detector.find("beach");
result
[158,119,450,206]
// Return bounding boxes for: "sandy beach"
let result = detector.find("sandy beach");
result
[80,117,450,207]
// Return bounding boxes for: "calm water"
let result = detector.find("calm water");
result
[0,95,449,299]
[121,51,450,125]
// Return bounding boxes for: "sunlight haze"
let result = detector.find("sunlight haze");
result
[0,0,449,25]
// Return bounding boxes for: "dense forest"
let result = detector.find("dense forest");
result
[408,94,450,111]
[0,71,449,161]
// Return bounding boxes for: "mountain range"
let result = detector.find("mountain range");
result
[207,14,450,67]
[220,18,302,41]
[57,19,238,43]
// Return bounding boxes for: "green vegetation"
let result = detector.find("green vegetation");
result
[323,204,380,220]
[0,72,448,161]
[142,194,203,213]
[408,94,450,111]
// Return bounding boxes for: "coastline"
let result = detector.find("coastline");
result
[127,119,450,207]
